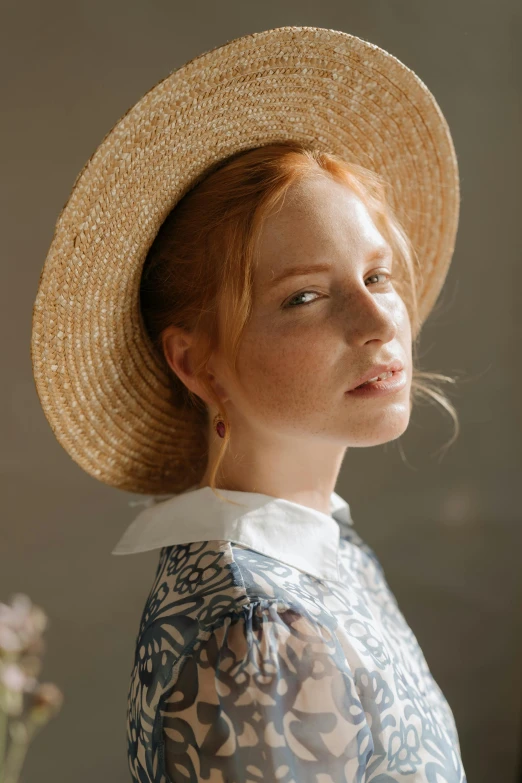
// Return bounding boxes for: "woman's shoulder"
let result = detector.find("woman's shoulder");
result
[127,548,351,783]
[137,538,338,643]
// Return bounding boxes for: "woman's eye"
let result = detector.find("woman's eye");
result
[283,290,321,308]
[282,272,392,309]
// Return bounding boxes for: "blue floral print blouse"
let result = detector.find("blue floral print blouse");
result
[112,484,466,783]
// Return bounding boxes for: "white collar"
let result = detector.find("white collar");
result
[111,485,355,583]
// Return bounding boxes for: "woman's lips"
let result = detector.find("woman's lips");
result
[345,368,407,397]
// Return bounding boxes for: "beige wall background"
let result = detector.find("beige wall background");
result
[2,1,521,781]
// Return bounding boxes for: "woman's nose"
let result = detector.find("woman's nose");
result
[343,289,398,345]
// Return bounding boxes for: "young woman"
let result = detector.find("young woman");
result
[31,26,465,783]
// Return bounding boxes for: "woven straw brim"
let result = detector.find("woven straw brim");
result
[31,25,460,496]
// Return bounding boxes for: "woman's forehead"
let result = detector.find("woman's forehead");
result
[255,186,391,287]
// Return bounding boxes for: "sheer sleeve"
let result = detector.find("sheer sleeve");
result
[159,597,373,783]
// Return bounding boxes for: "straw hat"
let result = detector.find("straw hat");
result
[30,25,460,497]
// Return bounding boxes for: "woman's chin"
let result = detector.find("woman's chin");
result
[339,410,411,447]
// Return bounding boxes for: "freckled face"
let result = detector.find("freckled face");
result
[221,175,412,448]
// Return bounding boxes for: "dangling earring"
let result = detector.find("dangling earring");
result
[213,413,226,438]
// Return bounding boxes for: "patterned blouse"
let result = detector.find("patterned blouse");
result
[112,484,467,783]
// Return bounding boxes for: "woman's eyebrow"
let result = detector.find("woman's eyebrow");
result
[265,263,333,290]
[264,246,392,290]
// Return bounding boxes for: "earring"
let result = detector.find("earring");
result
[213,413,226,438]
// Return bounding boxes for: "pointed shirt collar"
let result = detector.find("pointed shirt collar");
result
[111,485,355,583]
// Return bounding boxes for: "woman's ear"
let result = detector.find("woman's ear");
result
[161,326,228,408]
[162,326,204,400]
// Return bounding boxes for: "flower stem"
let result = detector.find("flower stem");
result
[4,720,32,783]
[0,701,7,781]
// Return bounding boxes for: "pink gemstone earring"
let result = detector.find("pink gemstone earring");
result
[213,413,226,438]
